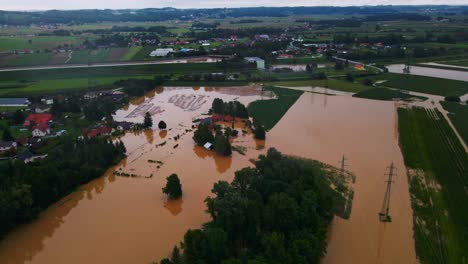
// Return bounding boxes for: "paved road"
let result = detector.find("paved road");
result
[0,57,221,73]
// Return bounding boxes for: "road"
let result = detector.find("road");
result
[0,57,221,73]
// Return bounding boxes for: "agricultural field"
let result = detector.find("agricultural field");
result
[369,73,468,97]
[398,107,468,264]
[269,78,372,93]
[248,86,303,130]
[441,101,468,145]
[353,87,427,101]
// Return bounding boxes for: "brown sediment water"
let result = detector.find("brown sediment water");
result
[0,87,417,264]
[263,93,417,264]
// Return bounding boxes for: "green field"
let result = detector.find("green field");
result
[269,78,372,93]
[398,107,468,264]
[121,46,142,61]
[0,36,84,52]
[248,86,303,130]
[0,63,236,96]
[67,49,112,64]
[371,73,468,97]
[441,102,468,145]
[353,87,427,101]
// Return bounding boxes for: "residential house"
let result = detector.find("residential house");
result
[41,97,54,105]
[115,121,134,131]
[24,113,52,127]
[34,104,51,113]
[32,123,51,137]
[0,141,17,152]
[84,127,113,138]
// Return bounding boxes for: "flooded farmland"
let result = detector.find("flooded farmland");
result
[387,64,468,82]
[0,86,416,264]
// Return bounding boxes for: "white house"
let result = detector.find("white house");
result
[32,124,51,137]
[150,48,174,57]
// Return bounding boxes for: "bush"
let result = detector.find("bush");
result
[363,78,373,86]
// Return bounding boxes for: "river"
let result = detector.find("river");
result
[0,86,417,264]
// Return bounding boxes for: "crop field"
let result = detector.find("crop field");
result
[398,107,468,264]
[353,87,427,101]
[248,86,303,130]
[441,102,468,145]
[370,73,468,97]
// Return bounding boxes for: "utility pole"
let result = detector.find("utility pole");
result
[379,162,396,222]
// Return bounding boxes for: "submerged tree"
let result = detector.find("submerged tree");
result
[193,124,214,146]
[162,174,182,199]
[158,120,167,130]
[214,134,232,156]
[143,112,153,128]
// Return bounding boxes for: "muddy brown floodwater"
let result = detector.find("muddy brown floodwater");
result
[0,86,417,264]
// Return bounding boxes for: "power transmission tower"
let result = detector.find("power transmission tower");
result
[339,154,347,177]
[379,162,396,222]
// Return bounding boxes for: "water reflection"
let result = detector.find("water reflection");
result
[144,129,154,144]
[159,130,168,139]
[164,198,183,216]
[193,146,233,174]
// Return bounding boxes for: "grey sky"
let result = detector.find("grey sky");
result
[1,0,467,11]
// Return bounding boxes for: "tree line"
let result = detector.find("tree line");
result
[0,136,126,238]
[160,148,346,264]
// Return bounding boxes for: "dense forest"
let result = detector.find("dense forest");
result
[0,136,126,238]
[1,6,468,25]
[160,148,349,264]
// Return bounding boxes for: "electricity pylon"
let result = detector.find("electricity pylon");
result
[379,162,396,222]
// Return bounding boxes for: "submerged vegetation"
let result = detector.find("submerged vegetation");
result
[398,107,468,264]
[353,87,427,101]
[0,136,126,238]
[160,148,352,264]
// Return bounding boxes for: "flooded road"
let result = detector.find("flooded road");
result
[0,86,416,264]
[387,64,468,82]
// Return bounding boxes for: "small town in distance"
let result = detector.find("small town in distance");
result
[0,3,467,264]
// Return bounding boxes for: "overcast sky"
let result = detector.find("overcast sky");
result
[0,0,466,11]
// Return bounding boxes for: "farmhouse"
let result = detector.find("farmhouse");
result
[150,48,174,57]
[244,57,265,70]
[0,98,29,107]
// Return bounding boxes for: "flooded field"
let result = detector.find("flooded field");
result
[387,64,468,82]
[0,86,416,264]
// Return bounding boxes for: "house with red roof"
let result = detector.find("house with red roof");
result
[32,123,51,137]
[84,127,113,138]
[24,113,52,127]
